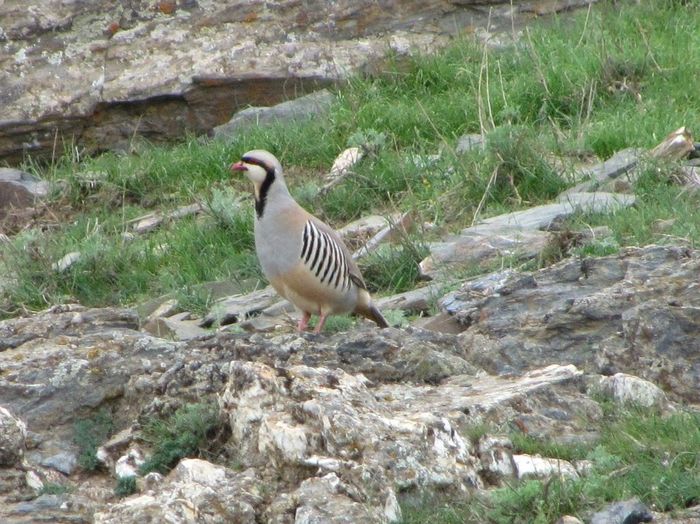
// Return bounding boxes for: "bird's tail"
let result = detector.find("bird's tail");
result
[358,303,389,328]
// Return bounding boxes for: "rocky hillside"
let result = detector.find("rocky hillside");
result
[1,1,700,523]
[2,123,700,521]
[1,245,699,522]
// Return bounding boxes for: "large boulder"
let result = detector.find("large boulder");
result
[442,245,700,402]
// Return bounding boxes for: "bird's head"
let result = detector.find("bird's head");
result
[230,149,282,187]
[231,149,287,217]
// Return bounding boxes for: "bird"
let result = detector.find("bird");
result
[230,149,388,334]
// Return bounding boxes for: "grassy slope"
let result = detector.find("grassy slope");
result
[1,0,699,319]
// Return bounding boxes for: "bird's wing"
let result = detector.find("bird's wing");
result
[309,216,367,290]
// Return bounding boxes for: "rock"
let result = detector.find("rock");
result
[652,504,700,524]
[14,493,67,514]
[200,286,285,327]
[320,146,370,194]
[137,279,258,322]
[473,192,635,231]
[679,165,700,191]
[143,298,180,323]
[352,212,414,260]
[566,148,643,193]
[597,373,667,409]
[219,360,589,519]
[421,192,635,278]
[115,447,145,479]
[0,0,446,163]
[373,283,446,314]
[292,473,400,524]
[420,227,550,279]
[328,147,364,179]
[590,498,653,524]
[239,313,289,333]
[442,246,700,402]
[338,214,397,251]
[0,406,26,465]
[512,454,579,480]
[0,305,170,429]
[455,134,485,154]
[412,312,466,334]
[555,517,584,524]
[650,126,695,161]
[213,90,335,139]
[5,232,697,523]
[143,313,211,341]
[0,1,597,164]
[39,450,78,475]
[130,203,202,234]
[477,436,515,483]
[94,459,263,524]
[51,251,82,272]
[0,168,49,219]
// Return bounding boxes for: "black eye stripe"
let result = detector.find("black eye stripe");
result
[242,156,270,171]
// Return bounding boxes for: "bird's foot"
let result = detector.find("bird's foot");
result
[297,311,311,332]
[313,313,328,334]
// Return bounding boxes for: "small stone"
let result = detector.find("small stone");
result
[0,406,27,465]
[597,373,667,409]
[328,147,364,180]
[512,454,579,480]
[456,134,485,154]
[145,299,180,321]
[213,90,335,139]
[52,251,81,272]
[590,498,652,524]
[40,450,78,475]
[25,470,44,492]
[143,316,210,340]
[338,215,391,248]
[0,168,50,219]
[555,517,583,524]
[239,314,287,332]
[566,148,642,193]
[478,435,515,481]
[412,312,466,335]
[142,471,164,490]
[115,447,146,479]
[15,494,66,514]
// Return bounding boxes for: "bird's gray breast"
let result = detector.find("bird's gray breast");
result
[254,211,301,278]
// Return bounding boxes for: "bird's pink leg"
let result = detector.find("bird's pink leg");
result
[297,311,311,332]
[313,313,328,334]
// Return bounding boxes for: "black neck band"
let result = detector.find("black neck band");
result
[255,167,276,218]
[241,156,277,218]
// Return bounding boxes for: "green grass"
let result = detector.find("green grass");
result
[1,0,699,316]
[114,476,138,498]
[399,407,700,523]
[567,161,700,250]
[73,409,114,471]
[140,402,224,475]
[38,483,71,496]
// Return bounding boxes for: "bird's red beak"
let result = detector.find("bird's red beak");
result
[230,161,247,173]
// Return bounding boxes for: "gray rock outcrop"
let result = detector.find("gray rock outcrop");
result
[1,242,698,521]
[0,0,596,164]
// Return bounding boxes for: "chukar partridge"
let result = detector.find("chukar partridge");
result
[231,149,388,333]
